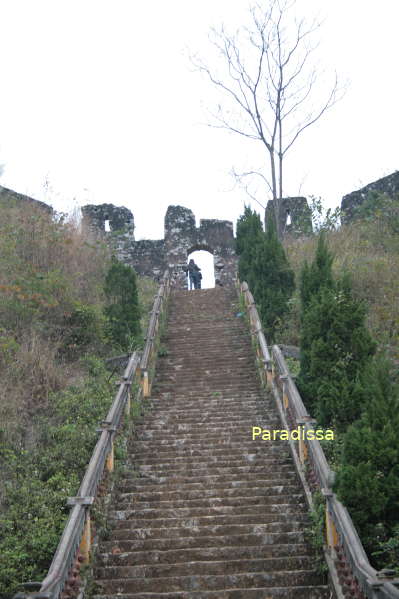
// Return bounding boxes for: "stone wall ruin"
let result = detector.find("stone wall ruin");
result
[81,203,237,288]
[265,197,312,236]
[341,171,399,224]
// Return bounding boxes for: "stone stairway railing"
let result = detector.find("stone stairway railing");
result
[240,280,399,599]
[13,271,171,599]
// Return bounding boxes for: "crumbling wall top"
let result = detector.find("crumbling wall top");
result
[164,205,196,238]
[341,171,399,223]
[266,197,312,236]
[82,203,135,237]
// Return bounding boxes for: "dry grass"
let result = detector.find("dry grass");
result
[282,218,399,361]
[0,199,112,442]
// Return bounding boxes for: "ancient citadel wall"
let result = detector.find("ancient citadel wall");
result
[265,196,312,235]
[81,203,237,288]
[341,171,399,223]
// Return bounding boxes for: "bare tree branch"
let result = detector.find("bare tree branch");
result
[231,167,269,210]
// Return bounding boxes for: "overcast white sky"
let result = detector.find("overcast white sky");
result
[0,0,398,241]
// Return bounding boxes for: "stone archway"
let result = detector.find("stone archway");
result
[186,244,216,289]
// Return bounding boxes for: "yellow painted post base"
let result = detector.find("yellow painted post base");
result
[299,438,308,465]
[106,443,114,473]
[266,370,273,386]
[326,507,339,549]
[142,371,149,397]
[79,514,91,564]
[125,390,131,417]
[283,381,289,409]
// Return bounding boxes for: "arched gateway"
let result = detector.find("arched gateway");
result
[81,204,238,288]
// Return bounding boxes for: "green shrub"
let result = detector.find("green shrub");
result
[335,356,399,565]
[298,236,375,427]
[62,302,106,356]
[236,207,295,342]
[252,217,295,342]
[104,259,141,351]
[0,358,114,598]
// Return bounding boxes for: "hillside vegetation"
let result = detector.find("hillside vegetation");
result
[282,195,399,362]
[281,196,399,572]
[0,198,157,598]
[235,195,399,573]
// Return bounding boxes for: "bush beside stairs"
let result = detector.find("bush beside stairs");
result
[93,287,331,598]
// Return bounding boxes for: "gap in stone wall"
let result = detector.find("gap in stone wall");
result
[187,250,215,289]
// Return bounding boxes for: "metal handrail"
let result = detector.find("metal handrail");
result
[14,271,171,599]
[239,280,399,599]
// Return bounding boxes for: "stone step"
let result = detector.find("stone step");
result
[132,452,290,468]
[110,515,308,533]
[134,463,292,478]
[99,531,309,553]
[118,473,299,491]
[132,421,276,433]
[138,399,264,409]
[114,492,304,511]
[110,506,308,525]
[116,484,300,504]
[128,441,283,456]
[93,586,331,599]
[133,426,279,439]
[95,555,315,580]
[137,401,270,413]
[96,542,314,566]
[111,522,307,542]
[126,462,295,480]
[95,569,323,594]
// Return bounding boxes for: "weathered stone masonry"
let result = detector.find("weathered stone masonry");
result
[341,171,399,223]
[81,203,238,288]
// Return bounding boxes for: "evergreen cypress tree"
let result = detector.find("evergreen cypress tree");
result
[300,232,334,310]
[104,258,141,350]
[236,205,264,290]
[298,236,375,426]
[236,205,264,255]
[301,276,375,426]
[236,208,295,342]
[252,216,295,342]
[335,356,399,561]
[298,234,335,410]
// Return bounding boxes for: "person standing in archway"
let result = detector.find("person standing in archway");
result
[184,259,201,290]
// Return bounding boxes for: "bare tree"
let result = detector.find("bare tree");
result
[192,0,340,237]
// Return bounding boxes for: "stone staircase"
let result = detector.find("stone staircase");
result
[93,287,331,598]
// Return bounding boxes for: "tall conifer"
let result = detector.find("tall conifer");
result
[335,356,399,561]
[252,217,295,341]
[236,208,294,342]
[104,258,141,350]
[298,236,375,426]
[236,205,263,290]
